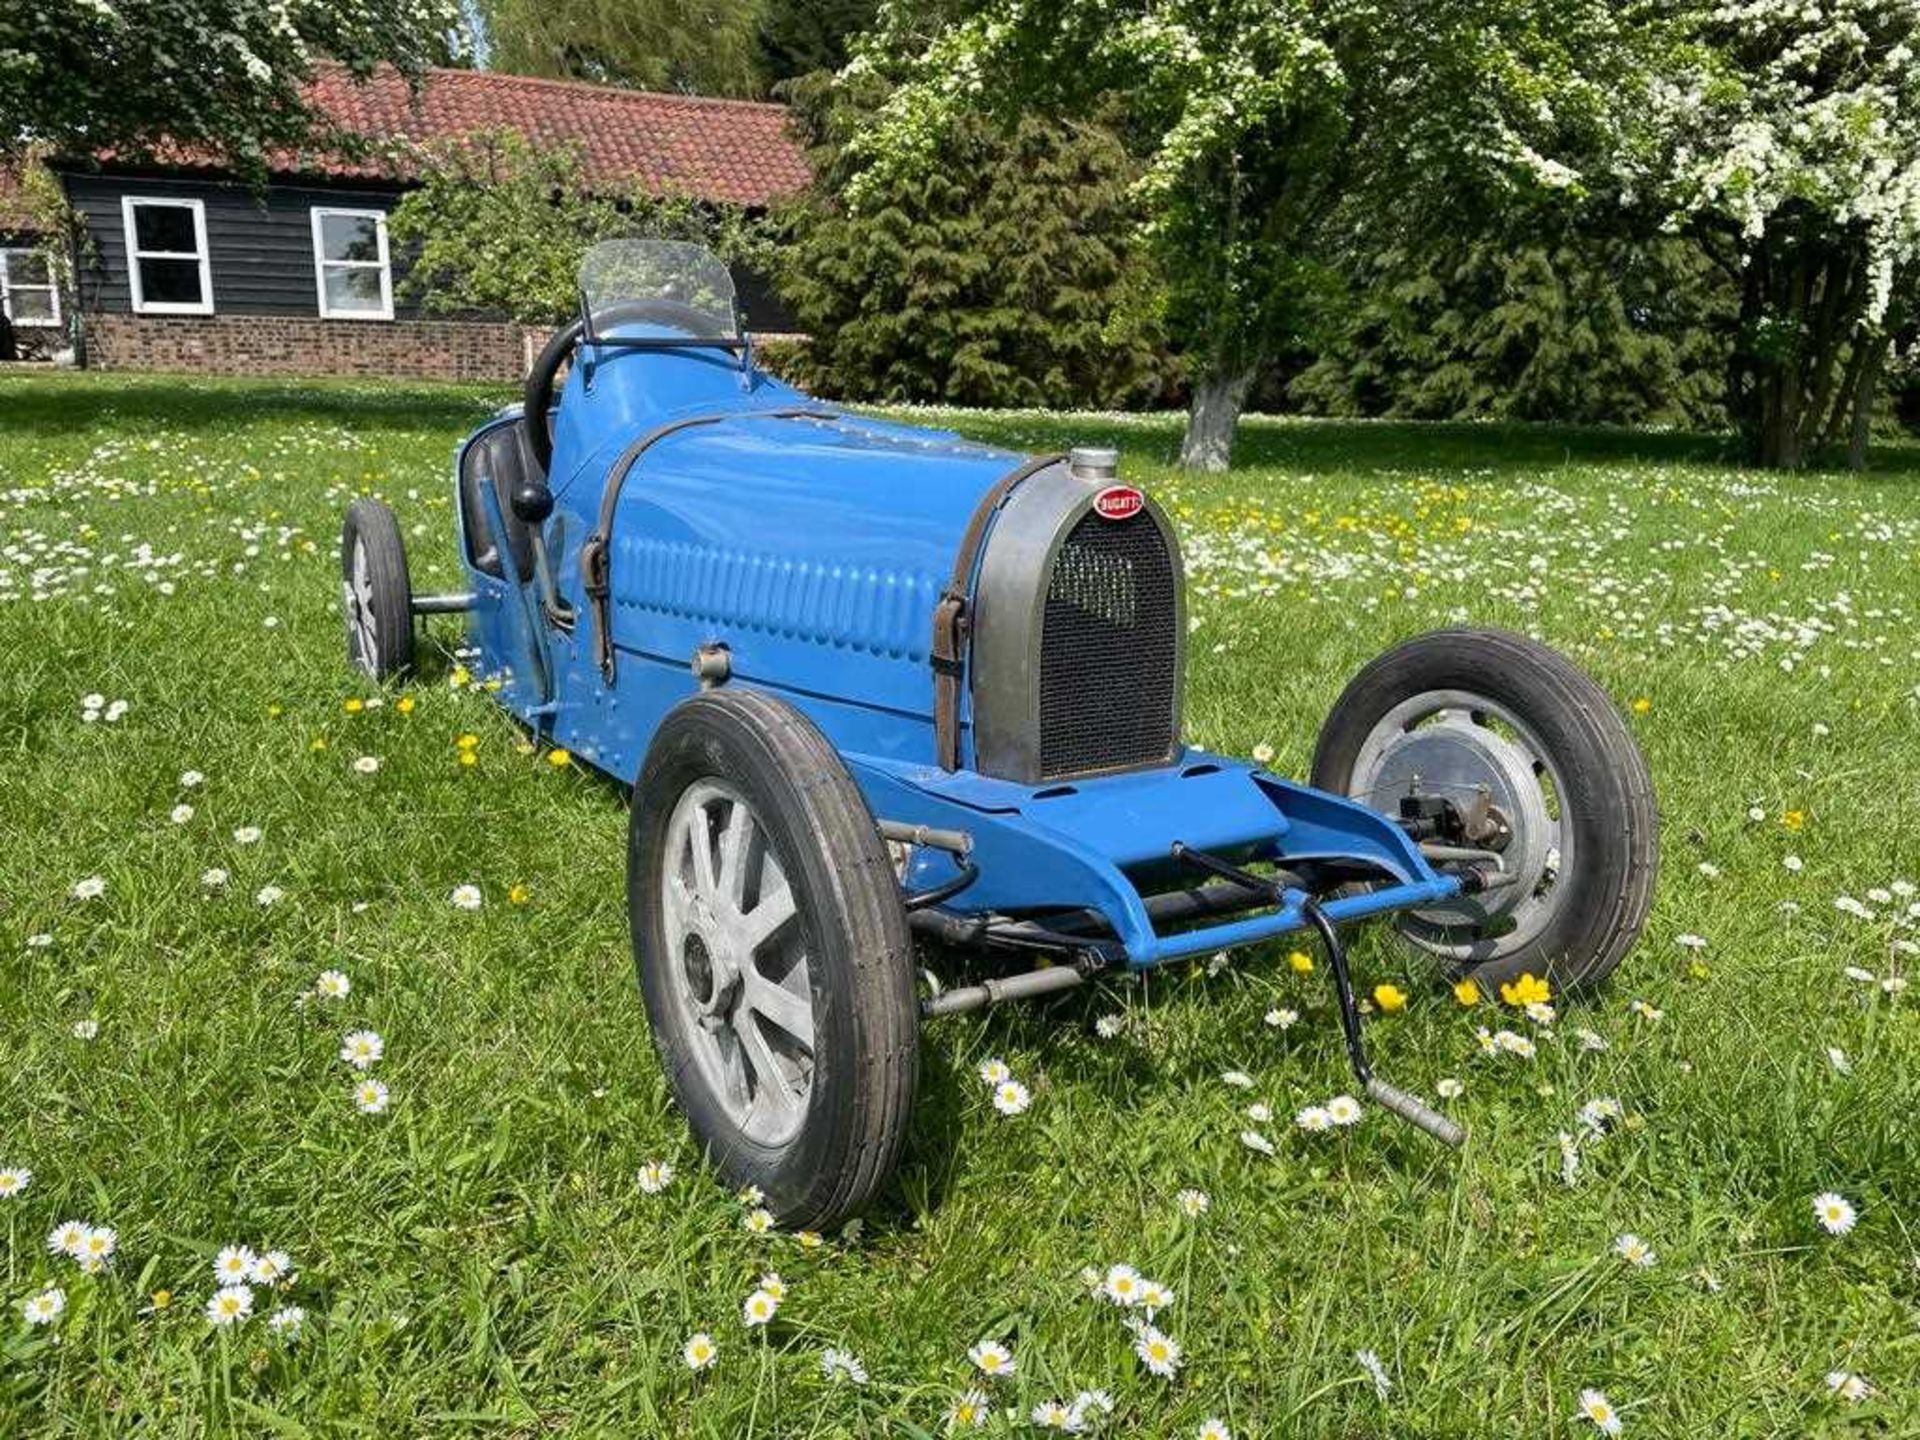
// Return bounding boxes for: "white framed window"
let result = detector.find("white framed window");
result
[310,207,393,321]
[121,197,213,315]
[0,248,61,328]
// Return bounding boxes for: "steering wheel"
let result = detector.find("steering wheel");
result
[522,298,738,474]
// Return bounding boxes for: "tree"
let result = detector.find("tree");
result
[775,77,1170,409]
[759,0,878,87]
[1292,228,1734,430]
[848,0,1630,469]
[473,0,765,97]
[0,0,457,170]
[1610,0,1920,468]
[386,130,770,325]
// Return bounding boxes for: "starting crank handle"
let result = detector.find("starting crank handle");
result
[1364,1078,1465,1147]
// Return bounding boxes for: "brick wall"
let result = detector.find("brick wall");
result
[85,314,554,382]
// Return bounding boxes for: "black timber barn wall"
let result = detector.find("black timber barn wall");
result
[59,168,798,332]
[61,170,420,319]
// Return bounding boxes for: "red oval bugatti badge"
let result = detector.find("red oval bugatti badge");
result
[1093,485,1145,521]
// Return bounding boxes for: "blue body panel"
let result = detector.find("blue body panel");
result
[451,336,1462,970]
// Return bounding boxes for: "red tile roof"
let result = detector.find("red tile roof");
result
[125,65,814,208]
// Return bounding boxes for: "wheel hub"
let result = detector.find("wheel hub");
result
[1358,709,1553,929]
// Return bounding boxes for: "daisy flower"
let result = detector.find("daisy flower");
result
[1326,1095,1363,1126]
[0,1166,30,1199]
[1134,1325,1182,1378]
[49,1221,88,1257]
[1221,1070,1254,1088]
[1246,1102,1272,1124]
[214,1246,258,1283]
[1614,1234,1656,1267]
[21,1287,65,1326]
[252,1250,292,1285]
[743,1207,774,1235]
[1101,1263,1142,1306]
[636,1160,675,1194]
[1240,1129,1276,1155]
[1826,1371,1872,1403]
[315,970,350,1000]
[1628,999,1663,1023]
[758,1272,787,1302]
[1137,1278,1174,1313]
[353,755,380,774]
[738,1184,765,1206]
[1813,1192,1856,1235]
[201,867,229,889]
[355,1079,390,1114]
[339,1029,384,1069]
[1094,1014,1125,1039]
[72,1018,100,1041]
[992,1080,1031,1115]
[267,1305,305,1340]
[180,770,205,788]
[170,803,195,824]
[741,1288,779,1327]
[1578,1387,1623,1434]
[1264,1007,1298,1029]
[450,883,483,910]
[683,1331,718,1370]
[233,826,262,845]
[1436,1078,1465,1099]
[968,1338,1015,1379]
[25,933,52,949]
[946,1389,993,1427]
[821,1347,867,1384]
[71,875,106,901]
[1198,1421,1232,1440]
[78,1225,117,1270]
[1073,1389,1115,1420]
[1356,1348,1392,1399]
[1296,1106,1333,1133]
[1176,1188,1210,1218]
[207,1284,254,1326]
[255,885,285,907]
[1030,1399,1078,1430]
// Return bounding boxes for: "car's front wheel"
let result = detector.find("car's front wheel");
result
[1311,628,1658,995]
[629,689,918,1229]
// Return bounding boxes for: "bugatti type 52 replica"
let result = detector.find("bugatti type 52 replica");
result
[340,242,1658,1227]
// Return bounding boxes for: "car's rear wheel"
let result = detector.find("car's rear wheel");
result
[1311,628,1657,994]
[630,689,917,1228]
[340,499,414,680]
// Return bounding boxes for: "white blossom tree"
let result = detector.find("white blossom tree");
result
[845,0,1629,469]
[1617,0,1919,468]
[0,0,461,172]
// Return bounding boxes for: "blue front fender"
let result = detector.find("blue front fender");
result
[844,750,1461,970]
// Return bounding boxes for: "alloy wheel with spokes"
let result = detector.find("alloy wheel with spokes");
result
[660,779,813,1146]
[631,689,918,1229]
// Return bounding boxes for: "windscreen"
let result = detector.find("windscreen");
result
[577,239,740,340]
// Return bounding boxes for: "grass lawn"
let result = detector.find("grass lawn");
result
[4,371,1920,1437]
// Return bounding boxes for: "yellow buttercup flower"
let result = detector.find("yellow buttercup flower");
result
[1630,696,1651,714]
[343,697,364,714]
[459,751,478,768]
[1782,809,1805,831]
[1452,978,1481,1006]
[1288,950,1314,974]
[1500,972,1551,1007]
[396,696,416,715]
[455,733,479,750]
[508,883,531,905]
[1373,983,1408,1013]
[547,749,572,768]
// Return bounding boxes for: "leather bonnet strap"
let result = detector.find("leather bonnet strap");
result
[930,452,1067,771]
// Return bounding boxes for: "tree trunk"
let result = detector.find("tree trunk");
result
[1847,332,1886,471]
[1178,365,1256,472]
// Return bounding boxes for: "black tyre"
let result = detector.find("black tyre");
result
[340,499,414,680]
[1311,628,1657,994]
[630,689,918,1228]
